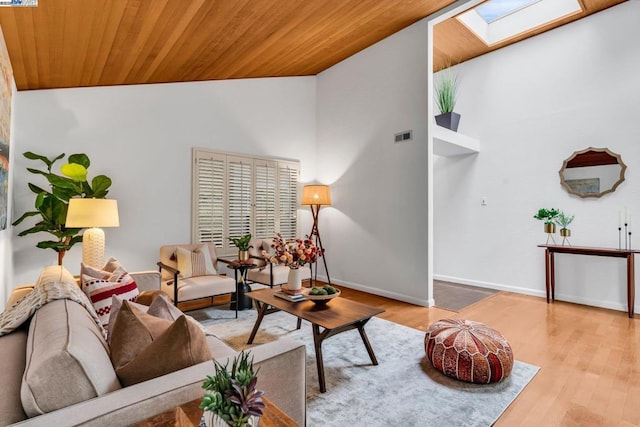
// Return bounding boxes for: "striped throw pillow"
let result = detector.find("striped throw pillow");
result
[82,265,139,329]
[176,245,217,279]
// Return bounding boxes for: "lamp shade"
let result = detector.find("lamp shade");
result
[65,198,120,228]
[301,185,331,206]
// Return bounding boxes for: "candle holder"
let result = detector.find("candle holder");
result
[625,223,629,250]
[629,232,632,250]
[619,227,622,250]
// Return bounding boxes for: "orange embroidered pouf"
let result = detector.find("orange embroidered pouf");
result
[424,319,513,384]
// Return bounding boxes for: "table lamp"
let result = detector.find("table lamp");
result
[65,198,119,268]
[301,185,331,284]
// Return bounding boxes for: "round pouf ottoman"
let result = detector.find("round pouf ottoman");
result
[424,319,513,384]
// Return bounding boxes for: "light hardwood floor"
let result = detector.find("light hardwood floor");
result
[335,286,640,426]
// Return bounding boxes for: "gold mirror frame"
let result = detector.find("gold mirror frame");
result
[559,147,626,198]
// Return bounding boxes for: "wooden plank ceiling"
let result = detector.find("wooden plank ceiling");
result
[434,0,627,71]
[0,0,628,91]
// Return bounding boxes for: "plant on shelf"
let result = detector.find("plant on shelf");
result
[228,233,252,262]
[554,211,575,231]
[264,233,319,269]
[434,64,461,131]
[12,152,112,265]
[201,351,265,427]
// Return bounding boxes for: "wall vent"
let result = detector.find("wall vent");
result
[394,130,413,143]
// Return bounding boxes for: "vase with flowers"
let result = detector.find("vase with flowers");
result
[263,233,319,291]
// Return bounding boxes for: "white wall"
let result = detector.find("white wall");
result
[11,77,316,285]
[434,1,640,313]
[316,20,431,305]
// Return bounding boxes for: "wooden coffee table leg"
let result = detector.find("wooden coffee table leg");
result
[247,301,268,344]
[312,324,327,393]
[357,319,378,365]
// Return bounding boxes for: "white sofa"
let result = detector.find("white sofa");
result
[0,268,306,426]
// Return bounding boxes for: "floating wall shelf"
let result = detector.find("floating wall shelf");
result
[433,125,480,157]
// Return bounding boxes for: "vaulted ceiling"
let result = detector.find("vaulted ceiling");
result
[0,0,627,91]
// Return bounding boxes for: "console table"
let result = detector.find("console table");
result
[538,245,640,318]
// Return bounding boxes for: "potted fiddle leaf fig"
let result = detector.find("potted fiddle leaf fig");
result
[434,65,461,131]
[12,152,112,265]
[201,351,265,427]
[229,233,252,262]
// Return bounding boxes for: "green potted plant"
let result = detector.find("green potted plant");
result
[555,211,575,238]
[434,65,461,131]
[201,351,265,427]
[533,208,560,234]
[228,233,253,262]
[12,152,112,265]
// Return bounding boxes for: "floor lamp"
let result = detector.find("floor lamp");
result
[302,185,331,284]
[65,198,120,268]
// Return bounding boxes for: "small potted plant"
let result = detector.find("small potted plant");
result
[533,208,560,234]
[555,211,575,239]
[201,351,265,427]
[434,65,461,131]
[228,234,253,262]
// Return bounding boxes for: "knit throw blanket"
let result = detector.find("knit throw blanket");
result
[0,281,105,338]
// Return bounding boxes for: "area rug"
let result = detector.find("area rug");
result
[202,309,539,427]
[434,280,499,312]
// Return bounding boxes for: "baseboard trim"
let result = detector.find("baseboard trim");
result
[314,275,431,307]
[433,274,633,314]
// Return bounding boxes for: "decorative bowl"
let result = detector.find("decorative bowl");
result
[301,287,341,305]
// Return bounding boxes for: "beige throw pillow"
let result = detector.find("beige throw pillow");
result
[176,245,217,279]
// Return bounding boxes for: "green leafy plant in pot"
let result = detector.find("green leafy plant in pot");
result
[229,233,252,262]
[533,208,560,233]
[201,351,265,427]
[12,152,112,265]
[434,65,461,132]
[555,211,574,241]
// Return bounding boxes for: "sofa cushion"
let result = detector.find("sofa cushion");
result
[0,327,28,425]
[110,301,212,386]
[176,245,217,278]
[83,265,140,329]
[21,299,121,417]
[107,295,150,344]
[36,264,78,288]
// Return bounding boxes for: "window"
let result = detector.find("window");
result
[457,0,582,46]
[192,149,300,255]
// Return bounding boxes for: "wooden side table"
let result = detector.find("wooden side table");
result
[133,396,297,427]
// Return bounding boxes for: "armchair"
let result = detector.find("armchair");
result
[157,243,236,306]
[245,238,311,288]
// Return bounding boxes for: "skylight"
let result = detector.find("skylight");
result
[476,0,541,24]
[457,0,583,46]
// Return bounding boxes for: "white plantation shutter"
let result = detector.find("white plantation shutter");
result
[227,156,253,245]
[193,152,226,247]
[278,162,299,240]
[192,149,299,255]
[254,160,277,239]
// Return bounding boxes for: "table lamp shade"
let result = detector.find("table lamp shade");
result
[66,198,119,268]
[301,185,331,206]
[65,198,120,228]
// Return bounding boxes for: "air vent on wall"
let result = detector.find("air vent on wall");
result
[394,130,413,143]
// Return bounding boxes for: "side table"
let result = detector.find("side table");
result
[219,259,257,318]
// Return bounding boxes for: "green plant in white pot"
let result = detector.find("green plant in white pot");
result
[201,351,265,427]
[434,65,461,131]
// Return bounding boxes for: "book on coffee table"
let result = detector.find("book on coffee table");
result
[274,291,307,302]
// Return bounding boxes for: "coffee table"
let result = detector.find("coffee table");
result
[133,396,296,426]
[247,288,385,393]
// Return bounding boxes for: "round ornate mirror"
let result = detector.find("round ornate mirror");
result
[559,147,626,198]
